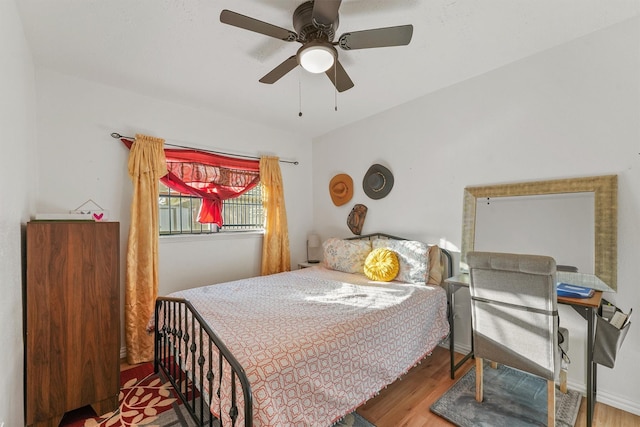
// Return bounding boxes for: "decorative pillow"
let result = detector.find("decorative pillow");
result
[322,238,372,274]
[372,239,429,284]
[427,245,444,285]
[364,248,399,282]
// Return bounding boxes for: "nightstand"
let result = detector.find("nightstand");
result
[298,262,319,269]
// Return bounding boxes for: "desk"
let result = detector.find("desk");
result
[445,273,602,427]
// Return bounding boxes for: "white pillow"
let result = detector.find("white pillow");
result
[322,238,372,274]
[372,239,429,284]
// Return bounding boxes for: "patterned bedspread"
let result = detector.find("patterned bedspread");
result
[170,265,450,427]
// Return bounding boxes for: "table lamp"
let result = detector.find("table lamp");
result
[307,234,321,263]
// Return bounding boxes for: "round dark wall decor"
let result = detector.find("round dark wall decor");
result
[363,164,394,200]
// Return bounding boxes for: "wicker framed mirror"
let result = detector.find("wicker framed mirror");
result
[461,175,618,290]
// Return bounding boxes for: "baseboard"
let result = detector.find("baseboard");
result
[438,340,472,356]
[597,390,640,417]
[566,378,640,417]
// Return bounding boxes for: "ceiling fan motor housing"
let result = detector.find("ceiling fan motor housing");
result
[294,1,338,43]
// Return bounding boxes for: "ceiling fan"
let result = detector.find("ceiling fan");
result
[220,0,414,92]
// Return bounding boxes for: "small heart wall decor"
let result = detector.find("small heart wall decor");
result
[71,199,108,221]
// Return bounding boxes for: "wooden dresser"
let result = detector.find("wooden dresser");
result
[26,221,120,427]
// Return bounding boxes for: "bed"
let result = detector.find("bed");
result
[153,233,453,426]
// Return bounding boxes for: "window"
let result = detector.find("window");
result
[159,182,264,235]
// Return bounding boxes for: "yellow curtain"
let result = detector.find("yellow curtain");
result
[125,134,167,364]
[260,156,291,275]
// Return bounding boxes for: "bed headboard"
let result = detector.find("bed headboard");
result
[346,232,453,284]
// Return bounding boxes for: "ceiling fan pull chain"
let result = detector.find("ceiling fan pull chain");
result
[298,69,303,117]
[334,64,338,112]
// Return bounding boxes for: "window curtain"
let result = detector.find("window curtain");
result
[122,139,260,227]
[162,148,260,227]
[125,134,167,364]
[260,156,291,275]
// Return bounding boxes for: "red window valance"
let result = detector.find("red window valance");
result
[122,139,260,227]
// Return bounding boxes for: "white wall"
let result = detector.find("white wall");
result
[33,69,314,356]
[313,17,640,414]
[0,1,37,425]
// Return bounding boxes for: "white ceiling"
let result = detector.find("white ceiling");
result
[17,0,640,139]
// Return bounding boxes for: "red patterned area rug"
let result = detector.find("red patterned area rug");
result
[61,362,190,427]
[60,363,374,427]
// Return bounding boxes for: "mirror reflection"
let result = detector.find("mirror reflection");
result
[461,175,617,291]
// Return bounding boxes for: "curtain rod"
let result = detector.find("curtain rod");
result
[110,133,299,165]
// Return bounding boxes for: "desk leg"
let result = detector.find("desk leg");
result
[447,284,474,379]
[448,285,456,379]
[587,306,597,427]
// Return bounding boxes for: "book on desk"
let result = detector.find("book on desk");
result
[557,282,595,298]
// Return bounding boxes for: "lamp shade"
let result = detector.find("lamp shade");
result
[307,233,321,263]
[307,234,321,248]
[298,42,336,74]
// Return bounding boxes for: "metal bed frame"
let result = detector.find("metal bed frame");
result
[153,233,453,427]
[154,297,252,426]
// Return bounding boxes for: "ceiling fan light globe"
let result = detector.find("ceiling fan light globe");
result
[299,44,336,73]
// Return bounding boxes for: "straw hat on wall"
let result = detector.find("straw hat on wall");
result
[329,174,353,206]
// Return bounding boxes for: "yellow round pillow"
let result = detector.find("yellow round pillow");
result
[364,248,399,282]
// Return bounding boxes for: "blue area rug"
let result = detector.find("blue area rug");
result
[333,412,375,427]
[430,362,581,427]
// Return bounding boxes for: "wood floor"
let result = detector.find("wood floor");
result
[122,347,640,426]
[356,345,640,427]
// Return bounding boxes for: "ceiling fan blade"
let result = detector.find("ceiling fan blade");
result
[259,56,299,84]
[312,0,342,27]
[338,24,413,50]
[220,10,297,42]
[325,60,354,92]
